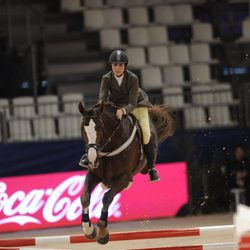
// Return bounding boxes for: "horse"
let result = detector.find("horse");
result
[78,101,175,244]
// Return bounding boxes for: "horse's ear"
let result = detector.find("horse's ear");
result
[78,102,86,115]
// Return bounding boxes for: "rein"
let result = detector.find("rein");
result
[98,120,123,154]
[99,121,137,157]
[85,116,137,158]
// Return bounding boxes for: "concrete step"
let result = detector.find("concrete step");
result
[47,60,106,76]
[45,40,87,60]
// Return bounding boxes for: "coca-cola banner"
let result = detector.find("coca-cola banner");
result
[0,162,188,233]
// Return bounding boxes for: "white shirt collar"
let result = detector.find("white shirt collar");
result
[114,74,124,86]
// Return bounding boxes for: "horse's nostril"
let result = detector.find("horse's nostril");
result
[89,161,99,169]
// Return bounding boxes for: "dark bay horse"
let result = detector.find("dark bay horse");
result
[78,101,175,244]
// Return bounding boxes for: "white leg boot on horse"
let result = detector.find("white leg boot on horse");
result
[81,172,100,240]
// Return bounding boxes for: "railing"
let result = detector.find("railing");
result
[0,100,82,143]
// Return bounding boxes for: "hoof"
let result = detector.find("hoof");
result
[96,227,109,245]
[82,223,97,239]
[85,226,97,239]
[96,233,109,245]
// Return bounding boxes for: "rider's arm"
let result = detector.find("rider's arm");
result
[123,74,139,114]
[98,77,109,103]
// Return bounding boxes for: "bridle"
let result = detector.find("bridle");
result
[84,117,122,158]
[83,112,137,167]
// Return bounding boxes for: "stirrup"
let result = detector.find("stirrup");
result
[79,155,89,168]
[149,169,160,182]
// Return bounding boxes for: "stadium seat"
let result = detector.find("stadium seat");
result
[33,117,58,140]
[148,46,170,66]
[141,66,162,90]
[12,96,36,118]
[169,44,190,65]
[148,25,169,45]
[126,47,147,68]
[162,65,185,86]
[191,84,214,105]
[61,93,84,114]
[184,107,208,129]
[84,9,105,30]
[192,23,218,43]
[126,0,145,6]
[190,43,218,64]
[104,8,124,28]
[8,118,33,142]
[0,98,10,119]
[153,5,174,25]
[84,0,104,8]
[37,95,60,117]
[209,105,236,127]
[237,18,250,43]
[58,115,81,138]
[100,28,122,49]
[172,4,194,24]
[163,86,185,108]
[128,27,149,46]
[211,83,235,104]
[106,0,127,7]
[60,0,83,12]
[128,7,149,25]
[189,64,213,83]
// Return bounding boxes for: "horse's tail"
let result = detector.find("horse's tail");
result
[149,104,176,143]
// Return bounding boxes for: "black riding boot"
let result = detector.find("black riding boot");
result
[144,139,160,182]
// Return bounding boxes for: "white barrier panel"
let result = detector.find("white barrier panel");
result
[234,204,250,239]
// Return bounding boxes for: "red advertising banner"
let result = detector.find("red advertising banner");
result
[0,162,188,233]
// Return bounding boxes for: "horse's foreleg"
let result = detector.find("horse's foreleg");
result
[96,174,130,244]
[81,171,100,239]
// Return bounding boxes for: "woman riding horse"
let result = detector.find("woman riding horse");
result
[80,49,159,182]
[78,100,175,244]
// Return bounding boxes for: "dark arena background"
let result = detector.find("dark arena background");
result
[0,0,250,249]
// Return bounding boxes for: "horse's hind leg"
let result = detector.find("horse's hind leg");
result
[81,171,100,239]
[96,174,130,244]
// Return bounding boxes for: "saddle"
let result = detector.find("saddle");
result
[128,113,144,146]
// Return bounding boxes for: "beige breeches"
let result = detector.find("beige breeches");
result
[132,107,151,144]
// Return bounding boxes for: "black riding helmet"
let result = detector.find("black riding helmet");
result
[109,50,128,64]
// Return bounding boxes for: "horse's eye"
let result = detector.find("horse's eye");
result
[82,118,89,126]
[95,119,104,129]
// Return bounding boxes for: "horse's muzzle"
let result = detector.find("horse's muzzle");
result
[89,160,99,169]
[86,143,100,169]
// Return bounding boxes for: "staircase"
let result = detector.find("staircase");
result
[43,5,108,106]
[0,0,109,106]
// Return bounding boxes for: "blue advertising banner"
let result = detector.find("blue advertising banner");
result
[0,128,249,178]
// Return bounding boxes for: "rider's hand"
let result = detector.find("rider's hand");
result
[116,109,124,120]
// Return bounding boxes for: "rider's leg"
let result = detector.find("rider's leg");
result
[132,107,160,182]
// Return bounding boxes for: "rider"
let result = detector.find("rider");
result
[79,49,160,182]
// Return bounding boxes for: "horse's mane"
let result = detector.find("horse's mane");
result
[149,105,176,143]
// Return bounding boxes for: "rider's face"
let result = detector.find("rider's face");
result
[112,63,125,77]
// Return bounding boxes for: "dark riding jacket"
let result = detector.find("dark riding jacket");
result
[98,70,152,114]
